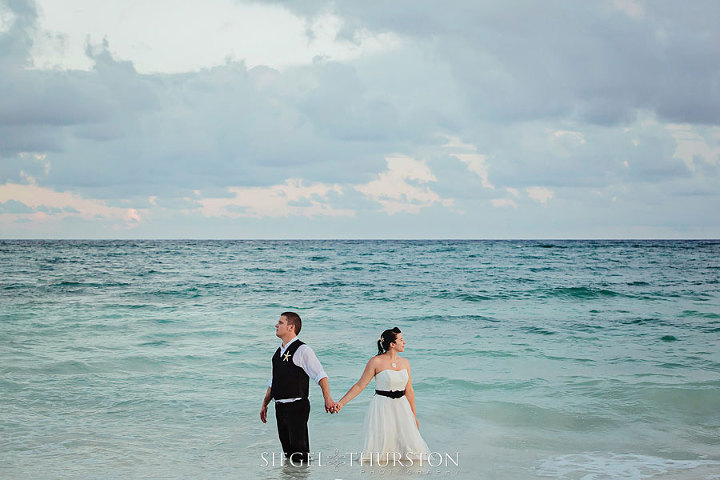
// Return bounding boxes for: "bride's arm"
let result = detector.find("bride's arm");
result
[405,361,419,429]
[335,358,377,411]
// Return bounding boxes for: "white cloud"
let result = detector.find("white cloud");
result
[612,0,645,19]
[197,178,353,218]
[0,5,15,33]
[441,136,495,189]
[0,181,144,226]
[490,188,520,208]
[552,129,586,145]
[355,155,454,215]
[30,0,401,73]
[526,186,555,205]
[667,124,720,171]
[441,135,477,152]
[491,198,517,208]
[453,153,494,189]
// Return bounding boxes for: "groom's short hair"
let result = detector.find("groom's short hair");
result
[281,312,302,335]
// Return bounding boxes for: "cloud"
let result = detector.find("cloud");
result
[667,124,720,171]
[491,198,517,208]
[0,180,144,225]
[526,187,555,205]
[612,0,645,20]
[0,0,719,237]
[552,130,586,146]
[197,178,353,218]
[354,155,454,215]
[29,0,402,73]
[263,0,720,125]
[453,153,494,189]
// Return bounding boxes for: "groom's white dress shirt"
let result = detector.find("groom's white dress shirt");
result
[268,336,327,403]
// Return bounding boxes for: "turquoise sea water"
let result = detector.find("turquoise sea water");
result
[1,240,719,480]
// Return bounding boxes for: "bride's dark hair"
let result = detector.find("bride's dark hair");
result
[377,327,402,355]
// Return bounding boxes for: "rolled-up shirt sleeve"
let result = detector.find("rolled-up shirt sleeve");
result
[294,345,328,384]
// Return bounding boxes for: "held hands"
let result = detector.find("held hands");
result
[324,397,338,414]
[325,400,342,414]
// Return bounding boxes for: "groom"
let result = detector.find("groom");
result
[259,312,335,464]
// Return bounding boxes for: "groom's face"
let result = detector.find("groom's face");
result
[275,316,293,338]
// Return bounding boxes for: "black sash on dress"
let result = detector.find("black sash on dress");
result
[375,389,406,399]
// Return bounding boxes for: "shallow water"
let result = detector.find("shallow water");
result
[1,240,719,479]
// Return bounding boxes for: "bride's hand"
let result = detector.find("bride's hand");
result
[414,416,419,429]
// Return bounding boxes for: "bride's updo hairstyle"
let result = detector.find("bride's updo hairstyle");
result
[377,327,402,355]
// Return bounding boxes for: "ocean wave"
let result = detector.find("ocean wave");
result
[521,326,556,336]
[50,281,132,288]
[31,360,95,375]
[543,286,623,299]
[473,349,515,357]
[681,310,720,319]
[529,266,559,272]
[138,340,170,347]
[244,267,286,273]
[536,453,720,479]
[401,314,499,324]
[153,287,202,298]
[537,243,568,249]
[539,353,596,364]
[478,400,616,430]
[630,383,720,414]
[433,291,493,301]
[135,269,164,277]
[310,281,348,288]
[415,377,488,391]
[620,317,664,326]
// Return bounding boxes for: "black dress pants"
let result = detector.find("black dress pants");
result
[275,398,310,464]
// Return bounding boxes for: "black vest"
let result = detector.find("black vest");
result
[271,340,309,400]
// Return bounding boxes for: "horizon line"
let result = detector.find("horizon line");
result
[1,238,719,241]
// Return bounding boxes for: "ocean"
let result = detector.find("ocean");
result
[1,240,719,479]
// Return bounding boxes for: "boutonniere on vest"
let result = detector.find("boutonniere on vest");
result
[283,352,292,362]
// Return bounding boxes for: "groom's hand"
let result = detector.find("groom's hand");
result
[324,397,335,414]
[260,404,268,423]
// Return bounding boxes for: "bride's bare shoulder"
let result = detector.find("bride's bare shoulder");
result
[367,355,382,367]
[367,355,385,372]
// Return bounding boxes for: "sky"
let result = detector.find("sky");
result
[1,0,719,239]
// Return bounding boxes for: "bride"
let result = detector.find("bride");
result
[333,327,429,463]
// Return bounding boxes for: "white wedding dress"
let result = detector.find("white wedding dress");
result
[361,368,430,463]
